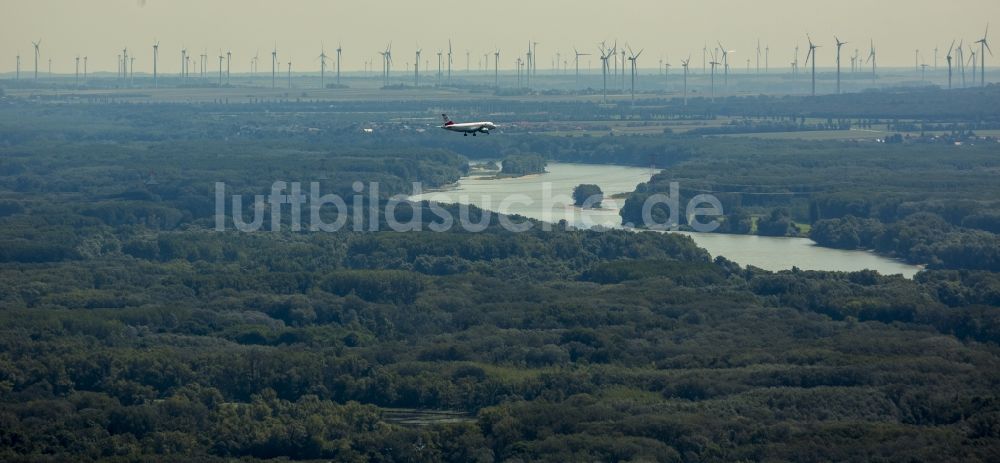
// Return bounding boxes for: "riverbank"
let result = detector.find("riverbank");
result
[410,162,923,278]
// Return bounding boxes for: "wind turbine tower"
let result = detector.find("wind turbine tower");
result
[319,45,330,88]
[756,40,761,73]
[271,46,278,88]
[709,50,720,102]
[436,50,442,83]
[153,41,159,88]
[835,36,847,94]
[681,57,690,106]
[805,35,819,96]
[969,46,978,86]
[32,40,41,80]
[621,47,626,91]
[867,40,877,84]
[946,40,955,89]
[628,47,642,105]
[717,41,729,90]
[599,43,615,103]
[413,47,420,87]
[494,49,500,88]
[956,40,965,87]
[975,24,991,87]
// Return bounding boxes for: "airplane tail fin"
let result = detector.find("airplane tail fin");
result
[441,114,454,126]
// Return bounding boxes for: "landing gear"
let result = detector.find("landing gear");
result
[472,132,477,136]
[463,133,468,136]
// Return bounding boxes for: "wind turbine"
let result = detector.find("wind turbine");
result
[75,56,80,85]
[319,45,330,88]
[436,50,442,84]
[287,61,292,89]
[717,41,729,89]
[447,40,453,82]
[709,50,720,102]
[413,47,421,87]
[681,56,690,106]
[271,45,278,88]
[805,35,819,96]
[253,50,260,80]
[218,51,224,86]
[765,44,769,72]
[32,39,41,80]
[226,50,232,85]
[381,43,393,86]
[599,42,615,103]
[121,48,129,84]
[574,47,591,87]
[180,48,186,78]
[83,56,87,82]
[532,41,539,78]
[152,41,159,88]
[835,36,847,94]
[975,24,991,87]
[627,46,642,105]
[957,40,966,87]
[526,42,533,89]
[516,57,523,87]
[620,47,626,91]
[336,43,342,85]
[867,39,877,84]
[946,40,955,89]
[756,39,761,73]
[703,44,707,74]
[968,45,978,86]
[494,49,500,88]
[16,52,20,80]
[793,44,800,76]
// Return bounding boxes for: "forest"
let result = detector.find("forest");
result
[618,137,1000,271]
[0,97,999,462]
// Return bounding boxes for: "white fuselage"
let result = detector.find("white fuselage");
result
[441,121,497,134]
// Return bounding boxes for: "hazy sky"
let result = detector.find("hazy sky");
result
[2,0,997,73]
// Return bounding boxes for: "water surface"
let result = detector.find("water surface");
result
[410,162,922,278]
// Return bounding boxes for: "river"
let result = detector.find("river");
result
[410,162,922,278]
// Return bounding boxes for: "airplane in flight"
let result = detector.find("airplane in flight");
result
[440,114,497,136]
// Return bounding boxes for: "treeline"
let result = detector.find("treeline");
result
[500,154,546,176]
[2,98,1000,462]
[620,137,1000,269]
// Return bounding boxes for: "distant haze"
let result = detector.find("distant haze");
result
[1,0,997,73]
